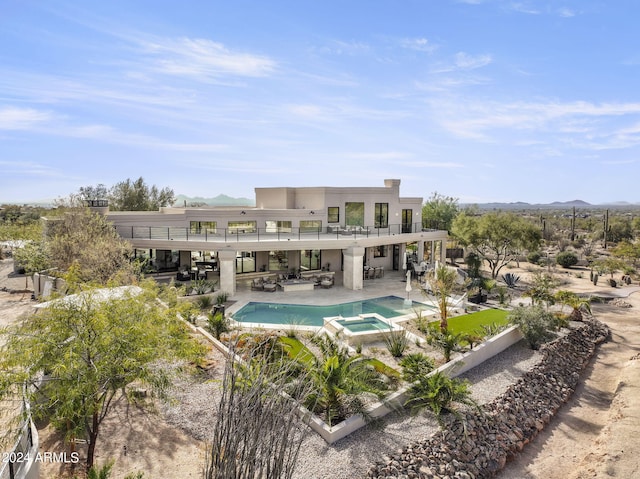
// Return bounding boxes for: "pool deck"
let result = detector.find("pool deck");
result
[227,269,428,318]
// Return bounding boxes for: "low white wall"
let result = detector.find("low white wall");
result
[311,325,523,444]
[191,314,524,445]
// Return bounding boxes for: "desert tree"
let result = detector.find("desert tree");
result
[11,240,51,288]
[44,206,133,284]
[107,177,175,211]
[523,270,559,309]
[0,281,203,472]
[452,211,541,279]
[205,337,314,479]
[422,192,459,232]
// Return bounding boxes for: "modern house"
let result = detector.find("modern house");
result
[97,179,448,294]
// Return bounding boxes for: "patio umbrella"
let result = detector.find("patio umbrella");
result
[402,251,407,271]
[405,269,412,304]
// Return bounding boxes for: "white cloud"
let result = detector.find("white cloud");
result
[400,37,438,54]
[509,2,540,15]
[557,8,577,18]
[140,37,276,79]
[454,52,493,70]
[0,107,53,130]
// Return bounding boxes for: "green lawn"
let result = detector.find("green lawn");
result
[437,309,510,335]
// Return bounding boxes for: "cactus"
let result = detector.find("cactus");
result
[593,273,598,286]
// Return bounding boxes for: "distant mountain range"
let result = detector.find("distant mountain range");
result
[174,194,254,207]
[467,199,640,210]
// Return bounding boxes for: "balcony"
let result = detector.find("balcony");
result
[114,222,442,243]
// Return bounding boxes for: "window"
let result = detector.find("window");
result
[375,203,389,228]
[228,220,256,234]
[328,207,340,223]
[300,220,322,233]
[300,249,321,270]
[345,202,364,227]
[268,251,288,271]
[373,245,387,258]
[402,209,413,233]
[265,220,292,233]
[190,221,217,234]
[236,251,256,273]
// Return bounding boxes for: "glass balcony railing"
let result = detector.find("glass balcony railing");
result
[114,222,444,242]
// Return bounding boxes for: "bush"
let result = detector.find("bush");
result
[527,251,543,265]
[556,251,578,268]
[507,305,559,350]
[384,329,409,357]
[195,294,214,310]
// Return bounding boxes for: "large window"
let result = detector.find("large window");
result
[268,251,288,271]
[190,221,217,234]
[236,251,256,273]
[345,202,364,227]
[300,220,322,233]
[228,220,256,234]
[375,203,389,228]
[300,249,321,271]
[328,207,340,223]
[402,209,413,233]
[265,220,292,233]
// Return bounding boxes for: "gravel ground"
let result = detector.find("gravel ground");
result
[160,337,541,479]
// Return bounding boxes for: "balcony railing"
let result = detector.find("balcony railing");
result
[114,222,444,243]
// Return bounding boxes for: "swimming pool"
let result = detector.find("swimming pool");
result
[232,295,434,327]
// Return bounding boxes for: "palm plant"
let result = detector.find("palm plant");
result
[554,290,591,322]
[305,335,392,426]
[425,324,465,362]
[423,265,465,332]
[399,353,435,383]
[405,371,478,419]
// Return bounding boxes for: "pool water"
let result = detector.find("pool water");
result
[335,316,392,333]
[233,295,433,327]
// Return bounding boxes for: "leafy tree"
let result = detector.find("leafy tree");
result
[422,192,459,231]
[555,251,579,268]
[11,240,51,288]
[523,271,559,309]
[592,256,627,278]
[0,282,203,472]
[611,240,640,267]
[508,305,559,350]
[452,211,542,279]
[107,177,175,211]
[45,207,133,284]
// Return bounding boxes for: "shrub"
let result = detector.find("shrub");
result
[384,329,410,357]
[556,251,578,269]
[527,251,543,265]
[195,294,214,310]
[216,291,229,305]
[507,305,559,350]
[399,353,435,382]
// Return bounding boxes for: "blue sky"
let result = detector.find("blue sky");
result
[1,1,639,205]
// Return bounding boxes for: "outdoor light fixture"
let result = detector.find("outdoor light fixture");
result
[240,211,246,215]
[309,211,315,215]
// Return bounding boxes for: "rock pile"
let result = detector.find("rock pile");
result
[367,319,610,479]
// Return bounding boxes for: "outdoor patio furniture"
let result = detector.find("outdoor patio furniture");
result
[263,280,277,292]
[251,278,264,291]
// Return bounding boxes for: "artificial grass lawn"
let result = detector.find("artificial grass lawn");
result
[438,309,510,335]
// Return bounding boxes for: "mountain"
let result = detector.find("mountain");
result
[174,194,254,207]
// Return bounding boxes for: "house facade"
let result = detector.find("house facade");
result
[99,179,448,294]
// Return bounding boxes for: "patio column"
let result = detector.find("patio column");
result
[217,249,237,295]
[417,241,425,262]
[343,246,365,291]
[439,239,447,265]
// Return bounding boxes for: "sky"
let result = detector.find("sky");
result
[1,1,640,205]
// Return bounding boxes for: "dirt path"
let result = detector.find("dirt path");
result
[499,289,640,478]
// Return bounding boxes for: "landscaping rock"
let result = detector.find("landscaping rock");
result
[366,319,610,479]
